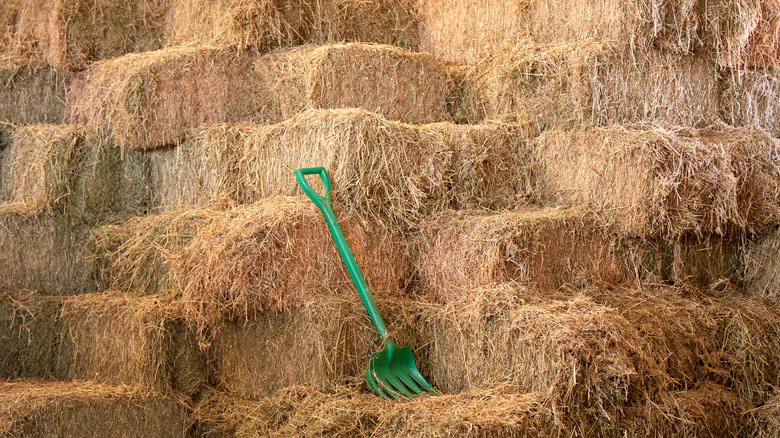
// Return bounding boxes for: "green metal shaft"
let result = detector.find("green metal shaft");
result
[294,167,388,340]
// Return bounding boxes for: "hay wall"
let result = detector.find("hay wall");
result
[149,109,535,227]
[536,125,780,238]
[253,44,451,124]
[164,0,419,51]
[721,69,780,138]
[455,40,720,129]
[414,209,742,302]
[68,46,256,150]
[196,386,554,437]
[0,380,187,437]
[0,59,70,138]
[0,0,168,70]
[0,292,205,396]
[744,228,780,303]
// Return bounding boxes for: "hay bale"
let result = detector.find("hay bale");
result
[196,386,555,437]
[721,69,780,138]
[744,228,780,303]
[152,109,534,226]
[413,209,742,302]
[0,380,187,437]
[0,213,94,294]
[0,291,205,395]
[455,39,719,129]
[164,0,419,51]
[0,58,69,129]
[536,125,780,238]
[253,43,451,124]
[715,0,780,69]
[0,0,168,69]
[621,382,749,437]
[68,45,256,150]
[750,387,780,438]
[174,197,405,332]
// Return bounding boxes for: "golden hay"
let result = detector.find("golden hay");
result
[535,125,780,238]
[721,68,780,138]
[413,208,742,302]
[149,109,534,227]
[744,228,780,303]
[68,45,256,150]
[0,0,168,69]
[0,380,187,437]
[164,0,419,51]
[173,197,405,333]
[0,291,205,396]
[195,385,554,438]
[0,58,69,130]
[455,39,719,129]
[253,43,451,124]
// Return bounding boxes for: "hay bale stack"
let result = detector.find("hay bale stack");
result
[455,39,719,129]
[0,291,205,395]
[0,380,187,437]
[414,209,742,302]
[744,228,780,303]
[196,386,555,437]
[164,0,419,51]
[68,46,256,150]
[621,382,748,437]
[174,197,405,331]
[0,0,168,70]
[149,109,534,226]
[536,125,780,238]
[253,44,451,124]
[721,69,780,138]
[0,58,70,138]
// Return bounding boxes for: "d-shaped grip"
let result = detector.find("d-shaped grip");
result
[294,167,332,213]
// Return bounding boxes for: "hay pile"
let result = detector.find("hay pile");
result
[0,380,187,437]
[164,0,419,51]
[68,46,256,150]
[744,228,780,303]
[535,125,780,238]
[0,58,69,137]
[721,69,780,138]
[196,385,554,437]
[0,0,167,69]
[413,209,742,301]
[174,197,405,332]
[750,387,780,437]
[253,44,451,124]
[455,39,719,129]
[0,291,205,395]
[148,109,534,226]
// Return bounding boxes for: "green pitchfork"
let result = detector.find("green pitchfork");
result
[295,166,438,400]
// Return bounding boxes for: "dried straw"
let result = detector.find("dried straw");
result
[721,68,780,138]
[749,387,780,438]
[0,58,69,129]
[744,227,780,303]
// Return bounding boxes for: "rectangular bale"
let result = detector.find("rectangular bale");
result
[721,69,780,138]
[151,109,535,227]
[196,386,554,438]
[68,46,257,150]
[535,125,780,238]
[0,380,188,437]
[164,0,419,51]
[0,0,168,69]
[455,40,720,129]
[413,209,742,302]
[0,59,69,128]
[253,43,451,124]
[0,292,205,396]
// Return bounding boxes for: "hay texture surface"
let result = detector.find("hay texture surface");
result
[0,291,205,396]
[745,228,780,303]
[69,46,256,150]
[196,385,553,437]
[0,0,167,70]
[414,209,742,302]
[722,69,780,138]
[750,387,780,437]
[455,40,719,129]
[148,109,534,227]
[253,44,451,124]
[0,380,187,437]
[164,0,419,51]
[536,125,780,238]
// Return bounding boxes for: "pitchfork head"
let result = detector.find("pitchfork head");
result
[366,338,439,399]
